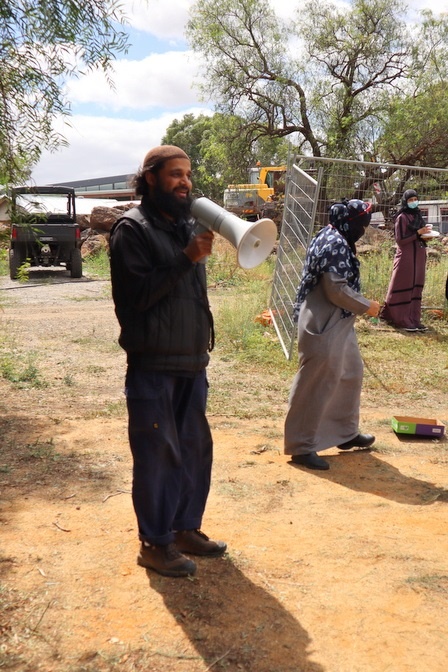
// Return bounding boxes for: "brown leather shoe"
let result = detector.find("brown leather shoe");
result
[137,542,196,577]
[175,529,227,557]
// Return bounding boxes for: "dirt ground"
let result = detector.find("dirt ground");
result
[0,270,447,672]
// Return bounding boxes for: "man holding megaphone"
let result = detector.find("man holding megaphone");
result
[109,145,226,578]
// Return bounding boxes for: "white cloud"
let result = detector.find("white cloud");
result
[121,0,300,39]
[31,108,212,185]
[412,0,448,9]
[67,51,204,111]
[31,0,448,185]
[122,0,194,41]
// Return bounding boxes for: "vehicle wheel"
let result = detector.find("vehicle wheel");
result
[70,248,83,278]
[9,247,24,280]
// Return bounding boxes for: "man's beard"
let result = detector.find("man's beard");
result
[152,182,192,219]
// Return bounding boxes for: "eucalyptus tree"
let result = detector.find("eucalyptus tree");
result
[375,9,448,167]
[0,0,129,185]
[163,112,289,201]
[187,0,448,166]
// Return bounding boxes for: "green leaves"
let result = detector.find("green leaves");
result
[0,0,129,185]
[187,0,448,165]
[162,112,289,201]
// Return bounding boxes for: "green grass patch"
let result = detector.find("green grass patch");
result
[82,247,111,279]
[360,241,448,309]
[0,248,9,276]
[405,574,448,593]
[26,437,59,461]
[85,399,127,418]
[0,351,47,388]
[358,323,448,400]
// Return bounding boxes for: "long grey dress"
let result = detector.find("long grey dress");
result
[284,272,370,455]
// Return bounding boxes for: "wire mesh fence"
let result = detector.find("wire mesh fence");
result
[270,154,448,359]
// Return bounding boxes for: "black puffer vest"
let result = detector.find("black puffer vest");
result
[109,203,214,373]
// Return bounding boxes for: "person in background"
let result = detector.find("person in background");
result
[380,189,432,332]
[284,199,380,471]
[109,145,226,577]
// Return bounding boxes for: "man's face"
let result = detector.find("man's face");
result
[146,158,193,219]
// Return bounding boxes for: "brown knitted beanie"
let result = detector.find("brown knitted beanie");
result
[142,145,190,171]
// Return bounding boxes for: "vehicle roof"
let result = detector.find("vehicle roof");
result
[12,193,135,216]
[12,186,75,195]
[14,193,74,215]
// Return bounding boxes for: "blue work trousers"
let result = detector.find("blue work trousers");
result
[125,368,213,545]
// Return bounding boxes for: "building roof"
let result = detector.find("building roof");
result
[0,193,137,222]
[51,175,132,189]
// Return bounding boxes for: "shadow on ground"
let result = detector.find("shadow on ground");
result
[149,557,325,672]
[0,414,119,528]
[288,449,448,504]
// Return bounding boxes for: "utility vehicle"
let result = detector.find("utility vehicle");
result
[9,186,82,279]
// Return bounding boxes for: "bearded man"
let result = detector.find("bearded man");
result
[109,145,226,577]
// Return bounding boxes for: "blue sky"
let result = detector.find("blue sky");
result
[31,0,445,185]
[32,0,210,184]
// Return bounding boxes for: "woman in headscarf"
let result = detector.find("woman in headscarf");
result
[380,189,432,332]
[284,199,380,471]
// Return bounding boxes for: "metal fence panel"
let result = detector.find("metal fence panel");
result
[270,155,448,359]
[269,158,321,358]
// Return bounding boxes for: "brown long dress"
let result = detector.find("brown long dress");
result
[380,212,427,329]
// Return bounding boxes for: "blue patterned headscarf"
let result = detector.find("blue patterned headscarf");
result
[293,200,371,320]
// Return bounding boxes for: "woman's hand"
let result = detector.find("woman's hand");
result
[366,300,380,317]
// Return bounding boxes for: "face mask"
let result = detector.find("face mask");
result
[408,201,419,209]
[348,215,370,243]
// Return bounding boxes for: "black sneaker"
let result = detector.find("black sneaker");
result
[403,326,419,332]
[338,433,375,450]
[417,324,428,332]
[175,530,227,557]
[137,542,196,577]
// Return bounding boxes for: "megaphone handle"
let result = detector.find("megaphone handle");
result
[195,222,210,234]
[193,221,210,265]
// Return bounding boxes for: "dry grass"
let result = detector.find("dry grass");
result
[0,254,447,672]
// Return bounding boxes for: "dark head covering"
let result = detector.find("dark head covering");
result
[396,189,424,231]
[329,198,372,252]
[142,145,190,172]
[293,199,370,320]
[401,189,418,207]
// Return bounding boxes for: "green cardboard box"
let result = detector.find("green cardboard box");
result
[391,415,445,438]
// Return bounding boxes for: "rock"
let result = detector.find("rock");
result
[89,206,126,232]
[76,214,91,230]
[77,202,135,254]
[81,234,108,258]
[427,247,441,260]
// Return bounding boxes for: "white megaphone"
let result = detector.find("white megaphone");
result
[191,197,277,269]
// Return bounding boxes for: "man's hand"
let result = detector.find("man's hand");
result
[184,231,214,262]
[365,300,380,317]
